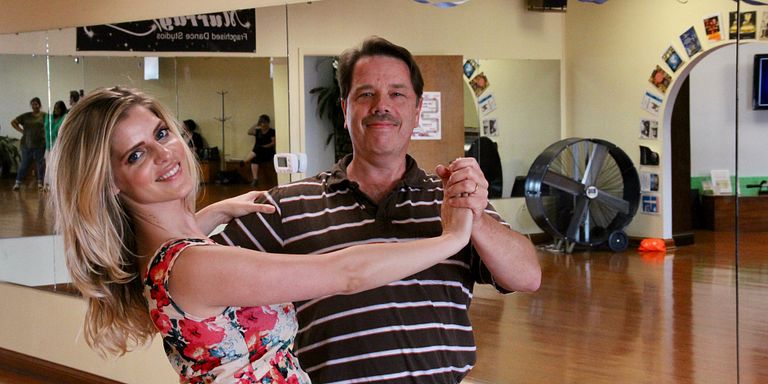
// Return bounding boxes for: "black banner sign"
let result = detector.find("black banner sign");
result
[76,9,256,52]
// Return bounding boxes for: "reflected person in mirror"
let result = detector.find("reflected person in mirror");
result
[69,90,81,108]
[11,97,46,191]
[42,100,68,191]
[49,86,473,383]
[213,36,541,383]
[242,114,276,187]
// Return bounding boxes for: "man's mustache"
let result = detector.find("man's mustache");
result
[362,113,400,126]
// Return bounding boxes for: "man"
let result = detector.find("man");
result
[69,90,81,108]
[11,97,46,191]
[215,36,540,383]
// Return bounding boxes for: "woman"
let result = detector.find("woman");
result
[43,100,68,191]
[49,87,471,383]
[243,114,276,187]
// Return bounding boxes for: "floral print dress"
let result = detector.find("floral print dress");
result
[143,238,311,384]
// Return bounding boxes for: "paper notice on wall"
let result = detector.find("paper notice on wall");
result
[710,169,733,195]
[412,91,441,140]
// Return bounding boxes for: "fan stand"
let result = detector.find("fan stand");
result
[553,238,577,254]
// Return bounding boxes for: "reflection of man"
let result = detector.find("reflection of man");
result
[215,36,540,383]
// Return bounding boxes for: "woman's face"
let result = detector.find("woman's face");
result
[110,105,193,207]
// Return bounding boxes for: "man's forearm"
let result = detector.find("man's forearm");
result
[470,213,541,292]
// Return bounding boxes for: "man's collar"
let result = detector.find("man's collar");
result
[325,154,430,191]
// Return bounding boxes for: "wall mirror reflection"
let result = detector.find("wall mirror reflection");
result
[0,4,289,294]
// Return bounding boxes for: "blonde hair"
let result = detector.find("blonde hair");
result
[49,86,200,356]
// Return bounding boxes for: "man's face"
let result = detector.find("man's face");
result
[342,55,422,161]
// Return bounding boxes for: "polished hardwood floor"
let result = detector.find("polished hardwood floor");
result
[1,177,766,383]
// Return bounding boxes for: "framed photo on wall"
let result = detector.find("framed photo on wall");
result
[483,118,498,137]
[639,118,659,140]
[680,26,702,57]
[662,46,684,72]
[641,194,660,215]
[478,92,497,115]
[703,13,723,42]
[463,59,479,78]
[649,65,672,93]
[641,91,663,115]
[469,73,490,97]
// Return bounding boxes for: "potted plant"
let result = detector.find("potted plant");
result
[0,136,21,179]
[309,57,352,162]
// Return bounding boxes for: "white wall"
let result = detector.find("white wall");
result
[303,55,338,175]
[691,42,768,179]
[0,282,177,383]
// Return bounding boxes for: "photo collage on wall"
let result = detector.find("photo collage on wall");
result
[464,59,500,137]
[634,7,768,214]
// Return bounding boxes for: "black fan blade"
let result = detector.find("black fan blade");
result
[594,189,630,214]
[567,196,590,240]
[582,144,608,186]
[543,171,584,196]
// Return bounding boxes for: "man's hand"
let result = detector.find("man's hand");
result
[436,157,489,221]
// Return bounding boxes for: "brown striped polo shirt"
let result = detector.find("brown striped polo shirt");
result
[213,155,511,384]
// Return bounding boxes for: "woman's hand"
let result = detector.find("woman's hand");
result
[196,191,276,235]
[436,165,473,244]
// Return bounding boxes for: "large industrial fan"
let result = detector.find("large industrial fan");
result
[524,138,640,252]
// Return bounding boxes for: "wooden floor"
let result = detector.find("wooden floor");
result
[1,178,766,383]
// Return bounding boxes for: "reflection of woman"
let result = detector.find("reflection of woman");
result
[43,100,68,190]
[49,87,472,383]
[243,114,276,187]
[182,119,204,158]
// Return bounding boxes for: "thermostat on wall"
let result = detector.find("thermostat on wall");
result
[273,153,307,173]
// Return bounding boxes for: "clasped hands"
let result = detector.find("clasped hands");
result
[436,157,489,221]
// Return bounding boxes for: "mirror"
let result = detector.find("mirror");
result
[462,58,561,199]
[736,36,768,384]
[285,1,753,383]
[0,4,290,291]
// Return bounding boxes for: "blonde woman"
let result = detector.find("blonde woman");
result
[49,86,472,383]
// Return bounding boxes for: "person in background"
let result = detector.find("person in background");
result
[49,86,473,383]
[11,97,47,191]
[69,90,80,108]
[42,100,68,191]
[243,114,276,187]
[214,36,541,383]
[182,119,204,158]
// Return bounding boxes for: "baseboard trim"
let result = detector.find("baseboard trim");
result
[0,347,121,384]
